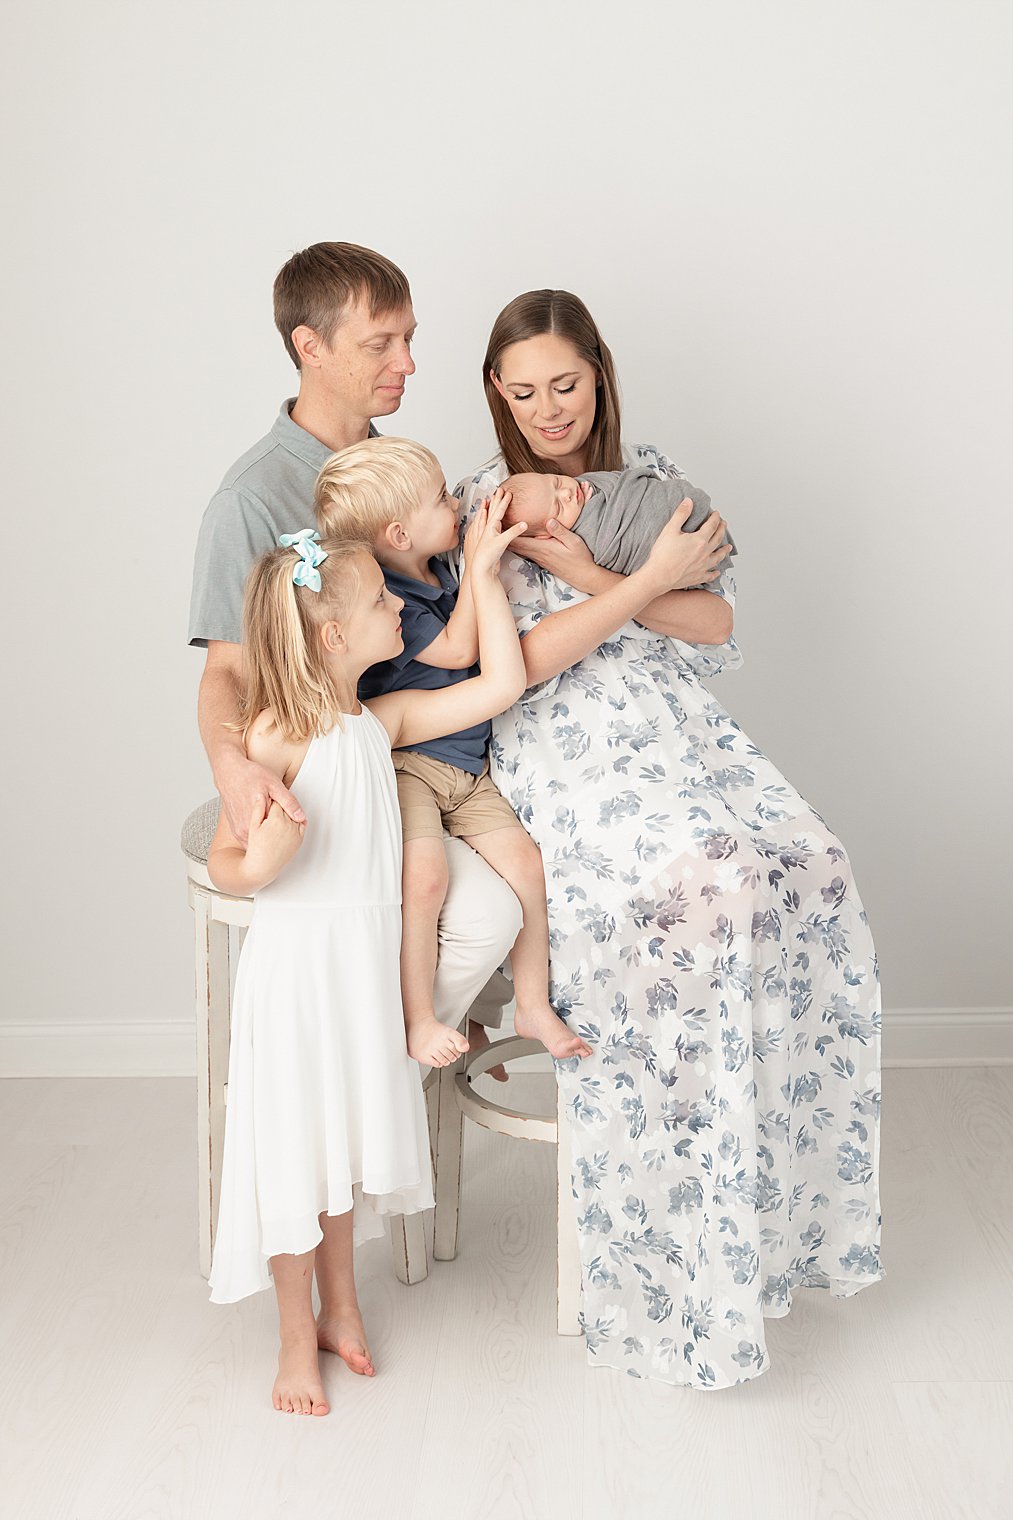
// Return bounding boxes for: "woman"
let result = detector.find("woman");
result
[456,291,882,1389]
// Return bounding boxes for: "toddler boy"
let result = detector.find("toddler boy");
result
[315,437,591,1068]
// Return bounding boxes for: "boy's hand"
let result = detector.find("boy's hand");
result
[467,488,528,577]
[243,800,306,883]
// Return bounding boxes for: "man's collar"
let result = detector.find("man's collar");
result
[272,399,380,469]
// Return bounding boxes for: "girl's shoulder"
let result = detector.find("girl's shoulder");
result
[246,709,309,786]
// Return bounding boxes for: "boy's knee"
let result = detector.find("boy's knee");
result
[506,831,547,896]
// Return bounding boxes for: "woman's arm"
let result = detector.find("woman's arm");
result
[517,505,732,686]
[573,560,733,643]
[515,535,733,644]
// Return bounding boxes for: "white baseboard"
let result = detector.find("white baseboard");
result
[0,1021,197,1078]
[0,1009,1010,1079]
[882,1008,1013,1068]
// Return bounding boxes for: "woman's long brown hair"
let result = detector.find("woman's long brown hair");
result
[482,290,624,475]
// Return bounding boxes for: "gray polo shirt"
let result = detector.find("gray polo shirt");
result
[188,401,377,648]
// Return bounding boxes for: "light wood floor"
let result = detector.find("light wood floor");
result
[2,1066,1011,1520]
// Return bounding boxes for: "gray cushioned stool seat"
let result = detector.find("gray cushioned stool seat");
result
[181,798,221,866]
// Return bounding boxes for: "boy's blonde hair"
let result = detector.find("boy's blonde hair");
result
[315,436,441,543]
[239,538,375,742]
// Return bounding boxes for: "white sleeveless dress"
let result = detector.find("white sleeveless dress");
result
[209,706,434,1304]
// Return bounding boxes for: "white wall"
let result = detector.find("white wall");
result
[2,0,1010,1070]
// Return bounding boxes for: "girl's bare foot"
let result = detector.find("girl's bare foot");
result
[406,1013,469,1069]
[467,1019,509,1082]
[273,1329,329,1415]
[514,1003,592,1060]
[317,1307,376,1377]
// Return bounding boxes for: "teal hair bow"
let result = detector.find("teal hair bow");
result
[279,529,328,592]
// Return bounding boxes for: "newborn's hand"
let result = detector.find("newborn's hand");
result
[510,519,596,590]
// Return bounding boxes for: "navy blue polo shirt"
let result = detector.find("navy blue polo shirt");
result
[358,557,490,774]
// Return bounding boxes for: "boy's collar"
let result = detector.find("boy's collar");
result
[378,556,455,597]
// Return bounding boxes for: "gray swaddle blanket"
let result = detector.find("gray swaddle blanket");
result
[576,466,736,576]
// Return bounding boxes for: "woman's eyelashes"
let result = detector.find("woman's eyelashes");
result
[510,383,577,404]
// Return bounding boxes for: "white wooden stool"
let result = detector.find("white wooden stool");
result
[425,1038,583,1336]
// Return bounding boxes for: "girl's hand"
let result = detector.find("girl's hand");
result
[642,500,732,593]
[467,488,528,577]
[510,519,596,590]
[243,800,306,882]
[460,499,489,569]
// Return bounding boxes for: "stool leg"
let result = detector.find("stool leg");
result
[433,1056,465,1261]
[555,1079,582,1336]
[389,1075,434,1285]
[193,887,231,1280]
[389,1210,429,1284]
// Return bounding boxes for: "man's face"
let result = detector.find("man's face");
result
[318,300,417,420]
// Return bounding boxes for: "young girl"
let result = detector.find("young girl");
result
[206,493,527,1417]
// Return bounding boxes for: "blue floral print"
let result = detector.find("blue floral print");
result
[456,445,883,1389]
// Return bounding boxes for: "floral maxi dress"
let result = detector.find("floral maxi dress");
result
[457,446,883,1390]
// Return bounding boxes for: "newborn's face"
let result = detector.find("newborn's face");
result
[504,472,592,536]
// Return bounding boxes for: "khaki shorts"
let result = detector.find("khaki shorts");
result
[392,750,521,844]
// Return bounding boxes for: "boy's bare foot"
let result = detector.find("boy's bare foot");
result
[514,1003,592,1061]
[317,1307,376,1377]
[273,1329,329,1415]
[406,1013,469,1069]
[467,1020,509,1082]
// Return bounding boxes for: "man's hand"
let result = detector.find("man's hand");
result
[215,748,305,844]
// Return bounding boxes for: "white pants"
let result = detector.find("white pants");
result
[434,836,521,1032]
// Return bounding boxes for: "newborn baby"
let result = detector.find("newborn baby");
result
[502,466,735,576]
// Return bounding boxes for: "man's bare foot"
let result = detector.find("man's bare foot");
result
[514,1003,592,1060]
[273,1329,329,1414]
[406,1012,469,1068]
[467,1019,509,1082]
[317,1307,376,1377]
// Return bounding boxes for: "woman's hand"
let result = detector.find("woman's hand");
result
[511,519,597,591]
[642,500,732,593]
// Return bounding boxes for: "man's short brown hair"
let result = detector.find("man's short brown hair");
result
[272,242,412,368]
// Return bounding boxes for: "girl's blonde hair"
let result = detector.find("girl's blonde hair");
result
[314,436,441,542]
[239,538,375,742]
[483,290,624,475]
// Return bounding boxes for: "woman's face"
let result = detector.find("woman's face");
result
[492,334,599,472]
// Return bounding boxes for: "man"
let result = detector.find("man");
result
[189,242,517,1061]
